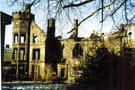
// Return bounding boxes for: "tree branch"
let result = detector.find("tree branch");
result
[129,15,135,22]
[111,0,128,16]
[63,0,94,8]
[78,0,117,26]
[30,0,40,7]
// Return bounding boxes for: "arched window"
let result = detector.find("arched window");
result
[73,43,83,58]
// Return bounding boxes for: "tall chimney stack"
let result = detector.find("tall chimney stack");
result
[47,18,55,38]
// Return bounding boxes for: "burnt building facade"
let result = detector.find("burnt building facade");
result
[11,5,105,83]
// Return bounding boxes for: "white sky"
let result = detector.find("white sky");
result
[0,0,115,48]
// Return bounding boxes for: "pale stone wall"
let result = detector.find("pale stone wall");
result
[59,38,101,83]
[29,21,46,80]
[12,10,31,79]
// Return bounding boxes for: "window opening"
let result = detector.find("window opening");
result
[73,43,83,58]
[33,34,37,43]
[129,32,132,38]
[20,34,26,44]
[32,66,40,80]
[13,48,17,60]
[33,49,40,60]
[61,68,65,78]
[20,48,25,60]
[14,34,18,43]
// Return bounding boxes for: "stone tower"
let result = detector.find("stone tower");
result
[12,4,34,80]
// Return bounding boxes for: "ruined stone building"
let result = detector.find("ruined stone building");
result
[11,5,97,83]
[10,4,135,83]
[12,5,45,80]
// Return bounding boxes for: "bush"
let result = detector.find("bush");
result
[73,47,117,90]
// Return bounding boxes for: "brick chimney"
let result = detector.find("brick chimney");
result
[47,18,55,38]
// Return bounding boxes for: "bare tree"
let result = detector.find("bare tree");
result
[7,0,135,32]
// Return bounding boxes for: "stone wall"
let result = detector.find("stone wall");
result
[29,21,46,80]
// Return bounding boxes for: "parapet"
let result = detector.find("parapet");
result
[12,11,29,19]
[12,11,35,20]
